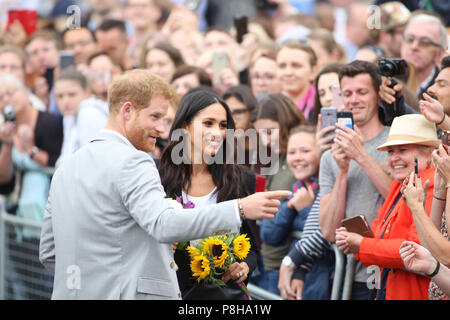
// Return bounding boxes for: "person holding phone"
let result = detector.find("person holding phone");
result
[318,60,393,299]
[310,63,345,159]
[401,141,450,300]
[336,114,440,300]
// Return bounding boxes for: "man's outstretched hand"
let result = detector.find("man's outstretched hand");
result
[240,190,292,220]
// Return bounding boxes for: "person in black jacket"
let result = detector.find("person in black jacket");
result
[158,88,259,299]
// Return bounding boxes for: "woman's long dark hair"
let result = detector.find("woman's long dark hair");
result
[159,88,251,203]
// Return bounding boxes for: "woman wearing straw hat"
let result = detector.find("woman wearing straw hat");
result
[335,114,440,300]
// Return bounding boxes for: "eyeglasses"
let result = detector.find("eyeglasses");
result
[403,34,442,48]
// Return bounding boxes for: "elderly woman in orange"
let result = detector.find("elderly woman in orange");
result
[335,114,440,300]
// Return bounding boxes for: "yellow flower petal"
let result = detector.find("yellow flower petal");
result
[233,234,251,260]
[190,254,211,282]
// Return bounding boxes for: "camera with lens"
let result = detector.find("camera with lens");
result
[378,58,408,78]
[2,105,16,123]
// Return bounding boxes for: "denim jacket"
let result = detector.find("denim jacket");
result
[260,177,319,246]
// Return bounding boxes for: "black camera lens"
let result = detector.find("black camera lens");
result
[378,58,408,78]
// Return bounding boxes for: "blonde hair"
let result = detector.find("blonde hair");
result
[108,69,174,115]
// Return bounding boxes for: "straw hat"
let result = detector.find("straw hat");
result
[377,114,440,151]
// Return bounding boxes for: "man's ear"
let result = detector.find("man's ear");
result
[121,101,134,121]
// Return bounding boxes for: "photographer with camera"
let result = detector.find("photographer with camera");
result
[378,57,418,126]
[380,56,450,133]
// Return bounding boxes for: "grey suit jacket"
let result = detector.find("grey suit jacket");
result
[39,130,239,300]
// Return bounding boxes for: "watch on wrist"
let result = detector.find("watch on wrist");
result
[282,256,295,268]
[30,146,39,159]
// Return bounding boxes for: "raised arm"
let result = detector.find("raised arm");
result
[334,124,393,198]
[318,144,349,242]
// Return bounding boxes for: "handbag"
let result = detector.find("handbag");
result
[182,281,246,300]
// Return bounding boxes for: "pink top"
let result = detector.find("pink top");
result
[297,85,316,123]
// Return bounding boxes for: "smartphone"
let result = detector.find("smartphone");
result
[184,0,202,11]
[211,51,229,85]
[442,130,449,146]
[60,51,75,70]
[337,112,354,130]
[7,9,37,36]
[341,215,374,238]
[234,16,248,44]
[414,155,418,175]
[331,84,343,109]
[320,108,337,137]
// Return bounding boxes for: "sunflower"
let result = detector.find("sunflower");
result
[190,254,211,282]
[202,237,229,267]
[186,246,201,259]
[232,234,251,260]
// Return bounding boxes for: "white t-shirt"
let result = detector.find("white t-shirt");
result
[182,187,242,246]
[182,187,218,247]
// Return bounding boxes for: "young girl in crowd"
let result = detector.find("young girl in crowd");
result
[249,93,307,294]
[276,41,318,123]
[158,89,259,299]
[260,126,324,300]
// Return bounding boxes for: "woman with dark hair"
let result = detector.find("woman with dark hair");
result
[223,85,258,134]
[142,42,185,82]
[223,85,261,172]
[158,89,259,299]
[310,63,345,159]
[171,65,212,97]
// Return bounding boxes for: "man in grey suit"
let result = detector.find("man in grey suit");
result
[39,69,290,299]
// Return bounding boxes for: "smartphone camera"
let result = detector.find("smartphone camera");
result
[2,105,16,123]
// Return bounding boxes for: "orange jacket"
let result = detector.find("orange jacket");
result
[356,166,435,300]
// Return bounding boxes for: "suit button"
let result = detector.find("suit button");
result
[178,292,182,298]
[170,261,178,271]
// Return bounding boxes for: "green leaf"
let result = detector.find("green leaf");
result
[213,278,226,287]
[176,242,188,250]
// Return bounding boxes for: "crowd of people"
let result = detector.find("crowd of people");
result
[0,0,450,300]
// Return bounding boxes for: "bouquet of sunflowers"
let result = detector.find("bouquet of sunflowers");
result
[186,233,251,286]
